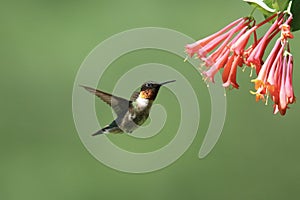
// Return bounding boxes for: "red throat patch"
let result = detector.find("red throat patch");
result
[139,89,155,100]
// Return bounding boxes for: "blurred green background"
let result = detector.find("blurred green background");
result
[1,0,300,199]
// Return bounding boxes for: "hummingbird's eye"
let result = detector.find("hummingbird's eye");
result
[145,83,152,87]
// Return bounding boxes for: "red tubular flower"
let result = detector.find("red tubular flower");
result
[222,54,241,88]
[285,52,295,104]
[273,47,295,115]
[185,18,245,58]
[251,38,282,102]
[186,11,296,115]
[246,13,281,73]
[231,26,257,55]
[202,49,230,82]
[251,21,295,115]
[185,17,253,88]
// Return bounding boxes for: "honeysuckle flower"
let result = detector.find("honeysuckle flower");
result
[272,49,295,115]
[186,17,252,81]
[185,2,296,115]
[185,17,247,58]
[246,13,282,73]
[251,19,295,115]
[222,54,242,88]
[251,38,284,105]
[185,13,279,88]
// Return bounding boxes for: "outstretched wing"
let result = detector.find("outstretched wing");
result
[81,85,129,116]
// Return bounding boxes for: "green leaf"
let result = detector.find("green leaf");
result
[244,0,275,17]
[291,0,300,31]
[244,0,299,32]
[272,0,289,11]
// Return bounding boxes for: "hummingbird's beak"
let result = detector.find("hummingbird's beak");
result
[159,80,176,86]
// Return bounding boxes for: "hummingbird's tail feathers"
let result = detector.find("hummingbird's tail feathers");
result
[91,123,123,136]
[92,129,105,136]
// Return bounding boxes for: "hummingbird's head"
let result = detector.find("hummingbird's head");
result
[139,80,176,100]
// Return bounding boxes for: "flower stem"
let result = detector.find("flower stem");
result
[249,7,257,17]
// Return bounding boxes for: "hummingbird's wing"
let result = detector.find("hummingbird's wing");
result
[81,85,129,116]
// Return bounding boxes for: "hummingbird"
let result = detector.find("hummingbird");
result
[81,80,176,136]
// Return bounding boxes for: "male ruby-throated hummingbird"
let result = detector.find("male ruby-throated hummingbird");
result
[81,80,176,136]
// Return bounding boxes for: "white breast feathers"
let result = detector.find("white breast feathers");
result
[136,96,149,109]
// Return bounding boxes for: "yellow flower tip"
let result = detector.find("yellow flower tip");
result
[250,90,265,102]
[249,90,256,95]
[242,66,247,72]
[251,79,264,90]
[265,94,269,105]
[249,66,253,77]
[184,56,188,62]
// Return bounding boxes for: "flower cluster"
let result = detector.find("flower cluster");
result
[186,12,295,115]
